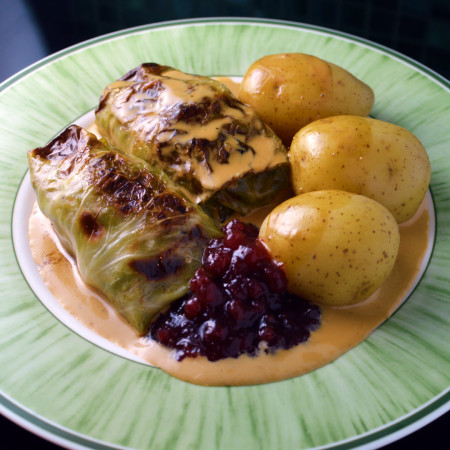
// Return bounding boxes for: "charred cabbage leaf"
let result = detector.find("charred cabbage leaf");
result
[95,63,290,220]
[28,125,221,334]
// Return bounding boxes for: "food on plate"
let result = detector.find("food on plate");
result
[95,63,290,221]
[151,219,321,361]
[259,190,400,306]
[29,192,430,385]
[239,53,374,145]
[27,57,432,386]
[288,115,431,223]
[28,125,221,334]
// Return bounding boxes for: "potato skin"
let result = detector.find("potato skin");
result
[259,190,400,306]
[238,53,374,145]
[289,115,431,223]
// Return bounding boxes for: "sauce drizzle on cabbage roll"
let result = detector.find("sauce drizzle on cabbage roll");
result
[95,63,290,221]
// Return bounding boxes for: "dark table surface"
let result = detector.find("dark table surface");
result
[1,1,449,449]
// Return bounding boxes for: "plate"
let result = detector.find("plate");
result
[0,18,449,449]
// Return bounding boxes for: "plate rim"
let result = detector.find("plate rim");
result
[2,387,449,450]
[1,17,449,92]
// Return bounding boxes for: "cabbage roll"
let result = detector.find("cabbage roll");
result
[28,125,221,334]
[95,63,290,221]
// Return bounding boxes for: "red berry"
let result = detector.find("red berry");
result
[264,263,287,293]
[200,320,228,343]
[189,268,210,293]
[197,279,224,306]
[224,277,248,301]
[259,325,276,342]
[225,299,246,321]
[156,327,176,346]
[183,296,203,319]
[202,245,232,277]
[150,219,321,362]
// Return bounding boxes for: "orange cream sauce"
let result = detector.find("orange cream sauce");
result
[98,73,287,204]
[29,196,429,386]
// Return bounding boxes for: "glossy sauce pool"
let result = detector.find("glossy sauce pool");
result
[28,77,431,386]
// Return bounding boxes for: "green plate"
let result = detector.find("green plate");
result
[1,18,449,449]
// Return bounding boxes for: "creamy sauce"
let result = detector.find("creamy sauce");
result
[214,77,241,97]
[98,70,287,203]
[28,195,429,386]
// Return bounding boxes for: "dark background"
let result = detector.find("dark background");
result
[1,0,449,448]
[2,0,450,82]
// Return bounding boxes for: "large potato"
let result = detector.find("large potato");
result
[289,115,431,223]
[259,190,400,306]
[239,53,374,145]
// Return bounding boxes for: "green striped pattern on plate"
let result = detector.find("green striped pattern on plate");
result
[0,19,449,449]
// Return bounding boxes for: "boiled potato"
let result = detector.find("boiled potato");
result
[239,53,374,145]
[289,115,431,223]
[259,190,400,306]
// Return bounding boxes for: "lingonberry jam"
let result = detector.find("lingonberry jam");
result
[150,220,321,361]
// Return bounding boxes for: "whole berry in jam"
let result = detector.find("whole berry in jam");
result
[150,219,321,361]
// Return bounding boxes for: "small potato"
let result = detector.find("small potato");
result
[239,53,374,145]
[259,190,400,306]
[289,115,431,223]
